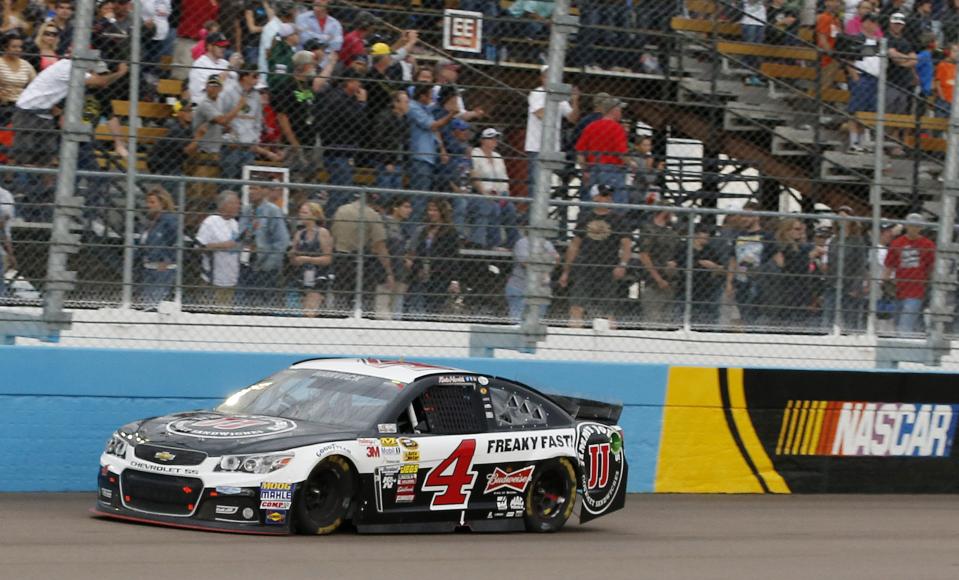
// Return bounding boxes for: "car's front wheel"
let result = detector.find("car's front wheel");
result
[524,457,577,533]
[294,456,354,535]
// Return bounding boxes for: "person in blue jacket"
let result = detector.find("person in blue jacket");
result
[138,188,179,309]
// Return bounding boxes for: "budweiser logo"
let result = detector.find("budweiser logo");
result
[484,465,535,494]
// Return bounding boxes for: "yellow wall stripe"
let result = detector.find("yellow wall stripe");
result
[776,400,793,456]
[725,368,790,493]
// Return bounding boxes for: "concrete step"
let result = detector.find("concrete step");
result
[771,126,843,156]
[723,105,791,131]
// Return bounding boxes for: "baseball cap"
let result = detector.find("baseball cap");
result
[370,42,391,56]
[206,31,229,46]
[590,184,613,198]
[291,50,315,66]
[837,204,854,214]
[451,118,471,131]
[600,96,625,113]
[92,60,110,74]
[890,12,906,24]
[303,38,327,51]
[205,74,222,87]
[354,10,375,29]
[906,212,924,222]
[480,127,500,139]
[436,57,460,70]
[277,23,296,38]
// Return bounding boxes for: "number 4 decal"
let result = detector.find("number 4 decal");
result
[422,439,477,510]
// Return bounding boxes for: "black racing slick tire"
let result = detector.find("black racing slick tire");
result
[524,457,577,533]
[294,456,355,535]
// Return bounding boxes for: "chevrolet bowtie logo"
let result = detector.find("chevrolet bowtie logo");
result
[154,451,176,462]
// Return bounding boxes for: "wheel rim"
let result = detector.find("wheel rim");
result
[531,468,570,519]
[303,469,341,521]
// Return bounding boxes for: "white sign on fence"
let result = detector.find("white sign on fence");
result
[443,9,483,54]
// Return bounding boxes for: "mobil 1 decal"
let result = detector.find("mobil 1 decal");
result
[576,423,626,521]
[741,368,959,492]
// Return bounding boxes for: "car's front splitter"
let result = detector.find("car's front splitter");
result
[90,506,292,535]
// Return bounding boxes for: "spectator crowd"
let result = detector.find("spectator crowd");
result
[0,0,945,335]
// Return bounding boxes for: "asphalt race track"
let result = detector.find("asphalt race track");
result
[2,493,957,579]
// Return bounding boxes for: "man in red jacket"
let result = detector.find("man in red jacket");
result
[575,96,635,208]
[883,213,935,334]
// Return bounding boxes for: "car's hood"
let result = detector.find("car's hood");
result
[122,411,360,455]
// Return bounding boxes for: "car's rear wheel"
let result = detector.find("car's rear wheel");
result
[524,457,577,533]
[294,456,354,535]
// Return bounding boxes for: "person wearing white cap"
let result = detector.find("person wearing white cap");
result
[883,213,935,334]
[469,127,518,249]
[884,11,918,156]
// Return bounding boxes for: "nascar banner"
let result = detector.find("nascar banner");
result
[655,367,959,493]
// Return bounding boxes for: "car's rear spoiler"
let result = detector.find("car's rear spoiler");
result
[548,394,623,425]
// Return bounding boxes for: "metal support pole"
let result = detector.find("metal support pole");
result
[833,220,846,335]
[867,38,888,337]
[925,57,959,359]
[682,213,695,331]
[522,0,575,342]
[174,182,185,305]
[355,190,367,319]
[120,3,142,308]
[42,0,100,332]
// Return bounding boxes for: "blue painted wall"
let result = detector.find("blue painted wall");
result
[0,347,667,492]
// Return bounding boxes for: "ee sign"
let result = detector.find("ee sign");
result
[443,9,483,53]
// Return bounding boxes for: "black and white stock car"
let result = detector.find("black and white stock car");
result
[94,358,627,535]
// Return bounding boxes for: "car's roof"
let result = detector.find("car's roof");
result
[289,358,469,384]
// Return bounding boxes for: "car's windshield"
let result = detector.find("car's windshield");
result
[215,368,403,430]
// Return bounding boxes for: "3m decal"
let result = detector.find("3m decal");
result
[366,446,381,458]
[776,401,959,457]
[587,444,610,489]
[484,465,535,494]
[167,415,296,439]
[422,439,478,510]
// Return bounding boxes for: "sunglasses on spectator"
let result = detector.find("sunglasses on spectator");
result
[44,30,60,36]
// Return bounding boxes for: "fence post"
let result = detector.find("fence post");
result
[683,212,695,330]
[833,219,846,335]
[174,182,185,306]
[523,0,574,340]
[867,38,888,337]
[355,188,366,319]
[120,6,142,308]
[42,0,99,331]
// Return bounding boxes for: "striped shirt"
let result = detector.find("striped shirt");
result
[0,58,37,105]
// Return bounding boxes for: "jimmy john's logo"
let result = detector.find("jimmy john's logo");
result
[166,415,296,439]
[577,423,624,515]
[777,401,958,457]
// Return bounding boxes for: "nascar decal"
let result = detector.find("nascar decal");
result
[577,423,625,516]
[484,465,535,494]
[776,400,958,457]
[167,415,297,439]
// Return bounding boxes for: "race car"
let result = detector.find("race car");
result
[93,358,627,535]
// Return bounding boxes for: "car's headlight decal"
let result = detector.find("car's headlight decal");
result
[216,453,294,474]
